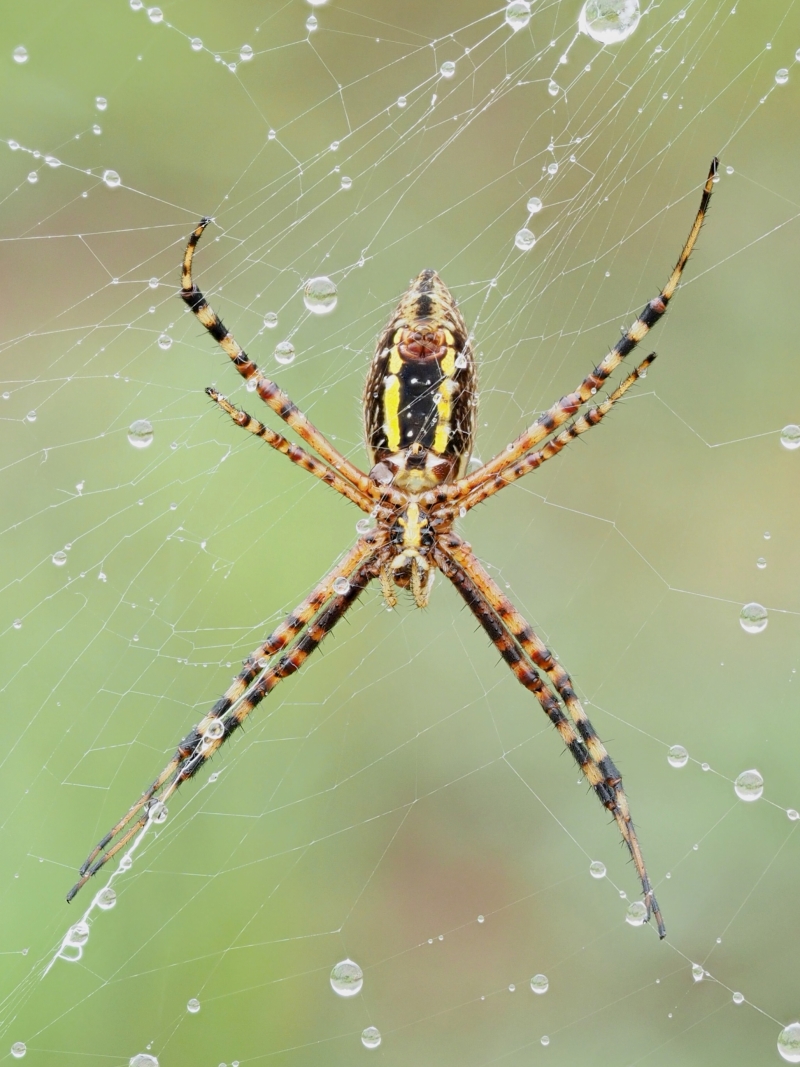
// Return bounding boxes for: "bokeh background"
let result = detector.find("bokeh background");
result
[1,1,799,1065]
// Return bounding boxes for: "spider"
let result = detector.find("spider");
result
[68,160,718,937]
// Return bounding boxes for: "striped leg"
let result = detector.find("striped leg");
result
[436,541,664,937]
[422,158,717,511]
[67,542,383,901]
[457,355,654,513]
[181,220,397,506]
[208,388,378,514]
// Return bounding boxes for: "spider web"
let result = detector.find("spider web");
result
[2,0,800,1064]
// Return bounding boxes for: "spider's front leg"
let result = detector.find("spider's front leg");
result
[435,536,665,937]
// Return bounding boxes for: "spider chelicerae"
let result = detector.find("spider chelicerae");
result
[68,160,718,936]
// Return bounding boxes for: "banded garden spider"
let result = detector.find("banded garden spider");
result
[68,160,718,937]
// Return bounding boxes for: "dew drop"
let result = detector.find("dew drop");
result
[757,557,767,569]
[579,0,641,44]
[515,228,536,251]
[103,169,121,188]
[10,1044,26,1059]
[455,352,468,369]
[477,914,485,923]
[157,333,173,350]
[45,155,61,168]
[13,619,22,630]
[440,60,456,78]
[263,311,278,329]
[691,963,704,982]
[732,991,744,1004]
[130,1056,159,1067]
[340,175,352,190]
[361,1027,381,1049]
[333,576,351,595]
[147,7,163,22]
[527,196,543,214]
[739,602,768,634]
[779,1024,800,1064]
[128,419,154,449]
[95,887,117,910]
[397,95,407,107]
[589,860,606,879]
[306,15,318,31]
[27,172,38,184]
[625,901,647,926]
[52,550,68,567]
[541,1036,550,1046]
[356,518,372,534]
[547,79,560,97]
[67,921,90,947]
[505,1,531,31]
[776,68,789,85]
[509,983,516,992]
[780,424,800,450]
[788,809,800,821]
[764,531,771,540]
[187,998,201,1014]
[203,719,225,742]
[547,161,558,175]
[667,744,689,768]
[274,340,296,365]
[530,973,549,994]
[190,37,203,51]
[330,958,363,997]
[303,276,338,315]
[734,768,763,801]
[93,124,102,135]
[240,44,253,61]
[149,800,168,823]
[13,46,28,64]
[267,129,276,140]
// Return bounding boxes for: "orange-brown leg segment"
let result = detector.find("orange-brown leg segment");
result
[435,541,665,937]
[422,158,717,511]
[67,545,384,901]
[181,220,400,507]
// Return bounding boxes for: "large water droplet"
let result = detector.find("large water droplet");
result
[505,1,531,30]
[96,96,107,111]
[361,1027,381,1049]
[579,0,641,44]
[530,973,549,994]
[739,602,768,634]
[27,172,38,184]
[691,963,705,982]
[147,7,163,22]
[13,46,28,64]
[203,719,225,742]
[190,37,203,51]
[10,1043,26,1059]
[240,44,253,61]
[128,419,154,449]
[776,68,790,85]
[668,744,689,768]
[440,60,456,78]
[187,998,201,1014]
[303,276,338,315]
[330,958,363,996]
[625,901,647,926]
[333,576,351,595]
[103,170,121,188]
[757,557,767,569]
[732,991,745,1005]
[589,860,606,879]
[67,921,90,947]
[263,311,278,329]
[780,424,800,450]
[527,196,543,214]
[274,340,296,365]
[780,1024,800,1064]
[306,15,318,31]
[52,550,68,567]
[149,800,168,823]
[340,175,352,190]
[157,333,173,350]
[130,1056,159,1067]
[515,228,536,251]
[734,768,763,801]
[95,887,117,910]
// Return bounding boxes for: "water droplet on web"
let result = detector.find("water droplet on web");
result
[527,196,542,214]
[149,801,168,823]
[477,914,485,923]
[440,60,456,78]
[734,768,763,801]
[764,531,771,540]
[93,124,102,135]
[691,963,705,982]
[303,276,338,314]
[589,860,606,879]
[103,169,121,187]
[579,0,641,44]
[45,155,61,168]
[732,991,744,1004]
[756,557,767,569]
[333,576,351,595]
[27,172,38,184]
[625,901,647,926]
[147,7,163,22]
[361,1027,381,1049]
[454,352,468,370]
[67,921,90,947]
[157,333,172,350]
[130,0,143,8]
[274,340,295,365]
[190,37,203,51]
[10,1043,26,1059]
[52,550,68,567]
[779,1024,800,1064]
[739,602,768,634]
[788,809,800,821]
[306,15,318,31]
[240,44,253,61]
[396,94,408,108]
[330,958,363,997]
[13,46,28,64]
[95,887,117,910]
[780,424,800,450]
[130,1056,159,1067]
[340,175,352,190]
[776,68,789,85]
[505,1,531,31]
[13,619,22,630]
[668,744,689,768]
[128,419,154,449]
[547,79,560,97]
[530,973,549,994]
[541,1036,550,1047]
[515,228,536,251]
[356,518,372,534]
[263,311,278,329]
[203,720,225,742]
[187,998,201,1014]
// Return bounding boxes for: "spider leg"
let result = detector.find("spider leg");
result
[67,540,385,901]
[207,388,378,514]
[435,538,665,938]
[457,355,654,513]
[422,158,717,510]
[181,220,397,505]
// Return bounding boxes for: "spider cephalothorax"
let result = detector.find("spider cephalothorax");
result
[68,161,719,941]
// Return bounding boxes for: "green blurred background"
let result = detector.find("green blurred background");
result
[1,1,799,1064]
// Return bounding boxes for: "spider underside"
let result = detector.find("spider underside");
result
[68,160,719,939]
